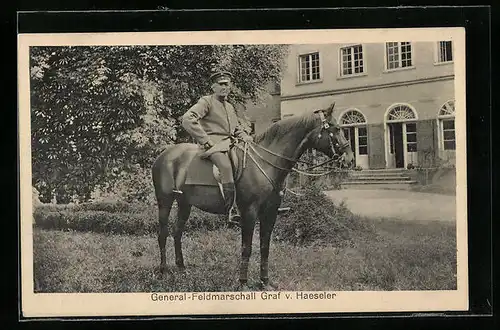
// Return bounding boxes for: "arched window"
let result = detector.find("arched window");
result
[385,104,418,155]
[340,109,368,156]
[386,104,417,122]
[438,100,456,150]
[340,110,366,126]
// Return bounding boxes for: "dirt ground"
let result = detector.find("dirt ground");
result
[324,189,456,222]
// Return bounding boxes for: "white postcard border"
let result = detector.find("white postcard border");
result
[18,27,468,317]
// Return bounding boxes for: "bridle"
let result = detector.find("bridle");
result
[234,109,352,194]
[315,109,351,161]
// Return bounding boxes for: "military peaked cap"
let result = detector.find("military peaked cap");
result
[210,71,233,84]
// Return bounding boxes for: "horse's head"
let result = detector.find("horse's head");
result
[307,102,354,168]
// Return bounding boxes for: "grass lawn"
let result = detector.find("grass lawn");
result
[33,217,457,293]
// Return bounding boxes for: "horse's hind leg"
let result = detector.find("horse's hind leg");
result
[174,195,192,270]
[157,194,174,274]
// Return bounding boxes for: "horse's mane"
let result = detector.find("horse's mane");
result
[254,111,320,144]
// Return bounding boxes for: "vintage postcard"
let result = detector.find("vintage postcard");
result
[19,27,468,318]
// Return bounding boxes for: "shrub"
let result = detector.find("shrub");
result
[33,202,229,236]
[33,186,376,248]
[73,201,145,213]
[90,165,157,205]
[33,204,75,213]
[32,187,41,207]
[287,170,350,191]
[274,186,375,246]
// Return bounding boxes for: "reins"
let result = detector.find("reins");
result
[234,141,349,198]
[233,109,353,196]
[250,142,349,174]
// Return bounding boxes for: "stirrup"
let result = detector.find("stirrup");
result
[278,207,291,214]
[228,206,242,224]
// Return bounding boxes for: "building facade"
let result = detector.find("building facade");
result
[279,41,456,169]
[241,81,281,136]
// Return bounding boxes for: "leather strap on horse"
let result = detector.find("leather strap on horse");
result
[234,142,285,194]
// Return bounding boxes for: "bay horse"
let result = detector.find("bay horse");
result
[151,102,354,290]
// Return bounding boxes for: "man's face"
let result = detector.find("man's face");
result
[212,80,231,98]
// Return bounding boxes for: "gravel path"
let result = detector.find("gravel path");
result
[324,189,456,222]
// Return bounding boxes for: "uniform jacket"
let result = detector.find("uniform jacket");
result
[181,94,250,146]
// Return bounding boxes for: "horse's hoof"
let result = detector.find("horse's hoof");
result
[239,284,252,292]
[259,280,277,291]
[227,221,241,229]
[238,281,252,292]
[159,265,168,275]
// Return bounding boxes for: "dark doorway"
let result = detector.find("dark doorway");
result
[389,123,404,168]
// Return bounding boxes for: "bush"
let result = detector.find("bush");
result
[274,186,374,246]
[407,166,456,195]
[33,204,75,213]
[33,202,229,235]
[73,201,145,213]
[33,186,376,248]
[32,187,41,207]
[90,165,157,205]
[287,170,350,191]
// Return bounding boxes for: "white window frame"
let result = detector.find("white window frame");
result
[384,42,415,72]
[437,100,456,151]
[434,40,454,65]
[357,126,368,156]
[339,109,369,167]
[297,51,322,84]
[338,44,366,78]
[405,122,418,153]
[383,103,419,169]
[440,119,456,151]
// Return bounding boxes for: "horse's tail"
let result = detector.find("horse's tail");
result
[152,143,198,199]
[152,145,178,201]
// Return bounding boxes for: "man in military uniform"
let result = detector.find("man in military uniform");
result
[181,71,253,224]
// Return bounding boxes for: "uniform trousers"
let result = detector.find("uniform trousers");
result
[209,152,234,184]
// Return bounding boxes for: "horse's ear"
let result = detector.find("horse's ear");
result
[325,102,335,117]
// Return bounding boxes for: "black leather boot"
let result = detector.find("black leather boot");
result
[222,183,241,225]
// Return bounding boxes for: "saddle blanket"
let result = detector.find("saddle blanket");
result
[184,145,241,187]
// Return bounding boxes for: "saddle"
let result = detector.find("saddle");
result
[183,142,244,187]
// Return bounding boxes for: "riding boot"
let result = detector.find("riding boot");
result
[222,182,242,225]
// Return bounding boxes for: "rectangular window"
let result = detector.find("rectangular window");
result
[340,45,364,76]
[442,119,456,150]
[358,126,368,155]
[299,52,321,83]
[406,123,417,152]
[438,41,453,63]
[386,42,412,70]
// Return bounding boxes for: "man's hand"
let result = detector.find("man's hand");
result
[241,134,253,143]
[203,140,215,150]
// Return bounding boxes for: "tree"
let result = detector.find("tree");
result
[30,44,289,203]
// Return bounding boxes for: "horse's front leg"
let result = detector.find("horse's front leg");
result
[258,201,279,290]
[238,205,258,289]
